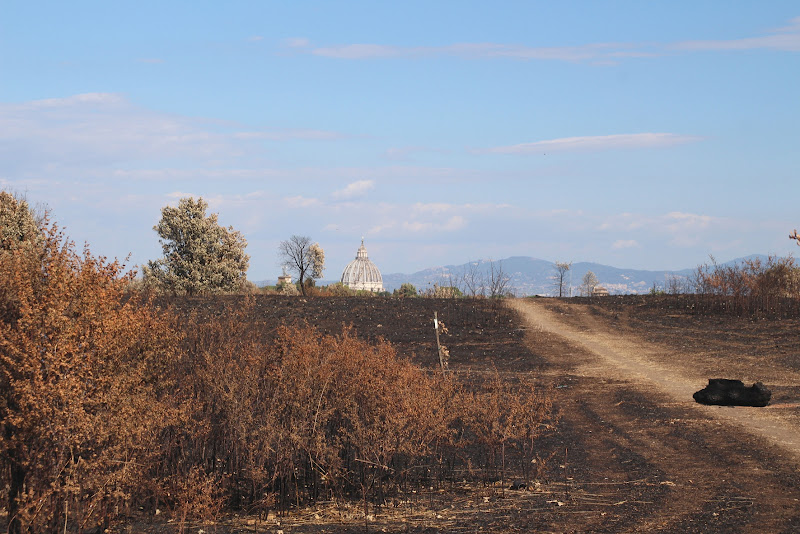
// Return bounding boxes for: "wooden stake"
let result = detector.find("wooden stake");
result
[434,312,446,374]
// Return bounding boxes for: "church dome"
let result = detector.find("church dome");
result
[341,240,384,292]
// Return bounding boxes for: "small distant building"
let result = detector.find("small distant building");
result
[277,274,292,286]
[341,239,384,292]
[592,286,609,297]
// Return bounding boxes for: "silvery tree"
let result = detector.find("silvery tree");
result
[0,191,41,252]
[144,197,250,295]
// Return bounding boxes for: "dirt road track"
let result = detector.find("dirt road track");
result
[508,298,800,532]
[510,299,800,463]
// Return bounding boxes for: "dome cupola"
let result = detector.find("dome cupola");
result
[341,239,384,292]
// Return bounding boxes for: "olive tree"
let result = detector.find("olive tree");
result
[393,282,417,298]
[0,191,40,252]
[143,197,250,294]
[278,235,324,296]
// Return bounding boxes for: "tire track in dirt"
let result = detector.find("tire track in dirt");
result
[510,299,800,463]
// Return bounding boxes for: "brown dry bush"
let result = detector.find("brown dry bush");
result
[1,214,554,531]
[458,371,554,488]
[167,309,462,517]
[0,219,179,533]
[166,305,554,521]
[694,255,800,298]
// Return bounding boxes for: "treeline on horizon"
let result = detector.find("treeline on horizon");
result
[0,193,554,532]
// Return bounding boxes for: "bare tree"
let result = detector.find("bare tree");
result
[581,270,599,296]
[552,261,572,297]
[278,235,325,296]
[488,260,511,298]
[665,274,688,295]
[461,262,485,297]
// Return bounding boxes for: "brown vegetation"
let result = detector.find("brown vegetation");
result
[0,217,552,533]
[693,255,800,298]
[0,218,178,533]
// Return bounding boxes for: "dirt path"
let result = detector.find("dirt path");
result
[506,298,800,532]
[510,299,800,462]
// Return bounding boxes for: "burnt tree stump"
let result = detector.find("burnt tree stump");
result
[693,379,771,407]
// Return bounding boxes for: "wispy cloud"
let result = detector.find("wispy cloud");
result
[0,93,345,175]
[310,41,652,63]
[402,215,466,233]
[382,146,446,161]
[233,129,343,141]
[612,239,640,250]
[297,17,800,63]
[481,133,702,154]
[283,195,320,208]
[671,16,800,52]
[283,37,311,48]
[331,180,375,200]
[663,211,714,234]
[598,211,718,234]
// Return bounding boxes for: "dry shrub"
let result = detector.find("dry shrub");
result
[0,219,179,533]
[168,309,460,515]
[694,255,800,298]
[317,282,353,296]
[168,305,554,517]
[1,217,554,531]
[461,372,554,486]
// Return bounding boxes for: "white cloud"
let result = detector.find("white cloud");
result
[412,202,454,215]
[0,93,345,178]
[331,180,375,200]
[401,216,466,233]
[303,17,800,63]
[283,37,310,48]
[612,239,640,250]
[771,16,800,34]
[482,133,702,154]
[444,215,467,231]
[23,92,125,109]
[664,211,713,231]
[283,195,320,208]
[311,41,655,62]
[671,17,800,52]
[382,146,446,161]
[233,129,343,141]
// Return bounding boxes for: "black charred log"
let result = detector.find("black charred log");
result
[693,379,771,407]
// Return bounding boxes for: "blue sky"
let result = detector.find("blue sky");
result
[1,1,798,281]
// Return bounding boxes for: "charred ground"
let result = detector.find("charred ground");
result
[144,294,800,533]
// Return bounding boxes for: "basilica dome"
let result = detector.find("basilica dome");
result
[341,240,384,292]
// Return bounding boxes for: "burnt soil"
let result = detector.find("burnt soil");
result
[141,295,800,533]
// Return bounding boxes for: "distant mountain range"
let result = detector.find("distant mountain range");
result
[260,255,768,296]
[380,256,699,296]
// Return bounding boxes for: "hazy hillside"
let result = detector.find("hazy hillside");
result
[379,255,766,296]
[263,255,768,296]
